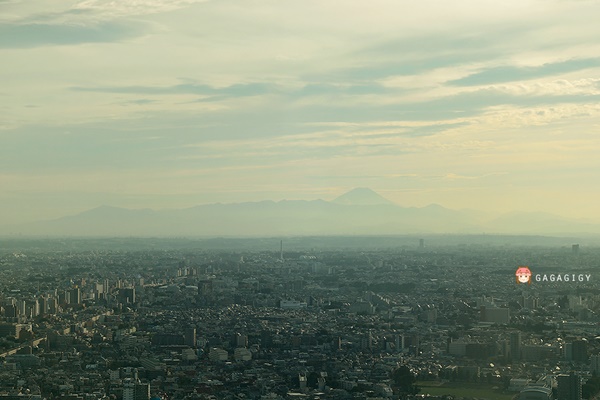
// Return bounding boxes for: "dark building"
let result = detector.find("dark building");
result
[151,333,185,346]
[198,280,213,298]
[0,323,21,338]
[261,330,273,348]
[557,372,582,400]
[510,332,521,361]
[184,327,197,347]
[69,288,81,305]
[58,291,67,305]
[465,342,495,359]
[4,304,17,318]
[403,334,420,355]
[133,382,150,400]
[119,288,136,304]
[123,378,150,400]
[572,339,588,362]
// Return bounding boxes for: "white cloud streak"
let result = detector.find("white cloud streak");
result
[71,0,211,18]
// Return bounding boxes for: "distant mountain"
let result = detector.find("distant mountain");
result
[333,187,394,205]
[6,188,600,237]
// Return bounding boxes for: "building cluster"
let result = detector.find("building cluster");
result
[0,240,600,399]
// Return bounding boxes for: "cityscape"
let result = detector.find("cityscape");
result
[3,0,600,399]
[2,237,600,399]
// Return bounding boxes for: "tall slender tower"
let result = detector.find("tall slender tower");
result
[280,240,284,261]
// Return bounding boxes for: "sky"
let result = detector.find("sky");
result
[2,0,600,226]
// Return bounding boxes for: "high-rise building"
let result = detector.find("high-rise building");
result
[0,323,20,338]
[119,288,136,304]
[123,379,134,400]
[591,354,600,374]
[572,244,580,254]
[27,300,39,318]
[134,382,150,400]
[299,374,307,392]
[557,372,581,400]
[4,304,17,318]
[38,297,48,316]
[47,297,57,314]
[69,288,81,305]
[510,332,521,361]
[95,283,104,299]
[572,339,588,363]
[280,240,284,261]
[397,335,405,353]
[403,334,420,355]
[522,296,539,310]
[184,327,196,347]
[123,378,150,400]
[198,280,213,297]
[16,300,26,316]
[58,291,67,305]
[480,306,510,324]
[234,333,248,348]
[261,330,273,348]
[564,343,573,360]
[234,347,252,361]
[208,348,228,362]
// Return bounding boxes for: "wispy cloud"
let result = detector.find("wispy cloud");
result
[0,21,148,48]
[444,173,479,180]
[71,81,396,101]
[72,82,278,99]
[450,58,600,86]
[71,0,211,18]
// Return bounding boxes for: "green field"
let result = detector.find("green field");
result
[417,381,516,400]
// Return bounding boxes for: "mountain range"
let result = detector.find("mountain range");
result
[5,188,600,237]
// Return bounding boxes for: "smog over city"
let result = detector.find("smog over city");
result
[2,0,600,399]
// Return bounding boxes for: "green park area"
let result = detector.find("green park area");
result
[417,381,516,400]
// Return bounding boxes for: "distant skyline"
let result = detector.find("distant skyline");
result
[2,0,600,227]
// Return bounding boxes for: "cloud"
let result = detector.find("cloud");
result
[342,35,503,76]
[445,173,479,180]
[126,99,156,105]
[71,81,395,100]
[71,0,211,18]
[388,86,600,121]
[295,83,391,96]
[177,120,473,166]
[450,58,600,86]
[0,21,148,48]
[72,82,278,99]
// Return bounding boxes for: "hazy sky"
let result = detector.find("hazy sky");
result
[2,0,600,225]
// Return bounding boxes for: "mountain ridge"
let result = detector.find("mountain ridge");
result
[5,188,600,237]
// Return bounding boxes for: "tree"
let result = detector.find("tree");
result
[391,366,420,395]
[582,376,600,399]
